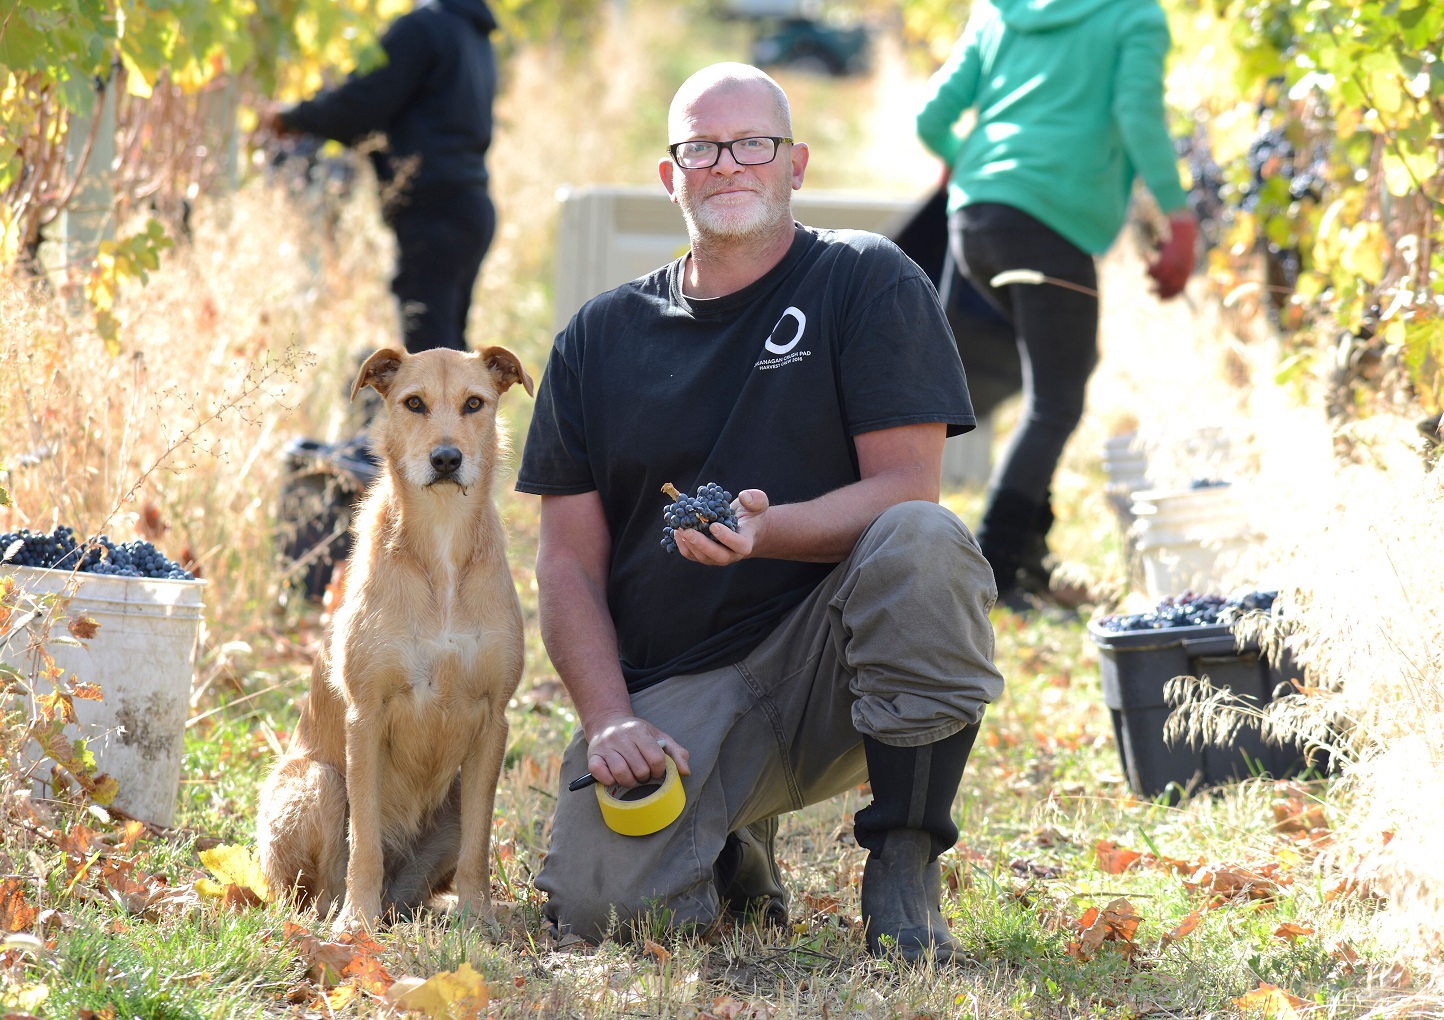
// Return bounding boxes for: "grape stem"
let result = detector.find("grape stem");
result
[661,482,681,500]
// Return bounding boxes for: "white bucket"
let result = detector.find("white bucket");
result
[1102,433,1150,521]
[1129,486,1254,599]
[2,565,205,826]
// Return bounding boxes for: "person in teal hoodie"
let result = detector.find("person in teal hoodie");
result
[917,0,1197,610]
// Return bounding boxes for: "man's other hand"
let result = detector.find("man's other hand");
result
[675,488,768,566]
[585,714,691,789]
[1146,211,1198,300]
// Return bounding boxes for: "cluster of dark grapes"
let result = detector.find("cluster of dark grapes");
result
[1097,590,1277,633]
[1179,126,1226,252]
[660,482,738,554]
[0,525,195,580]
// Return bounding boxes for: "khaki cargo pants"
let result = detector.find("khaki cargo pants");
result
[536,500,1004,942]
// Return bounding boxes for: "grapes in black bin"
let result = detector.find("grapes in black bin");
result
[659,481,739,554]
[1097,590,1277,633]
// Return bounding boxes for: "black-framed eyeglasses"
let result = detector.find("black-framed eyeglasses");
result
[668,136,793,170]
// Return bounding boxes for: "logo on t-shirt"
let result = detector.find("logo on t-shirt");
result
[756,306,812,370]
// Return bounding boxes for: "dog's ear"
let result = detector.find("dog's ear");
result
[351,348,405,401]
[480,346,535,397]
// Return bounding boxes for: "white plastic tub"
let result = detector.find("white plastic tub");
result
[2,564,205,825]
[1129,486,1254,599]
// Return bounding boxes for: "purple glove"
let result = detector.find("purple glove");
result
[1147,212,1198,300]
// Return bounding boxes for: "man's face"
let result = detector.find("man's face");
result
[660,82,807,243]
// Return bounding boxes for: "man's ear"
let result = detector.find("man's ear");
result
[351,347,405,401]
[659,157,679,204]
[790,141,809,191]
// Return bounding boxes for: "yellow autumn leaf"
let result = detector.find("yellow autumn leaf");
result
[1312,199,1347,273]
[119,51,155,98]
[198,844,271,901]
[0,980,50,1012]
[1340,221,1387,284]
[326,981,359,1010]
[1234,982,1309,1020]
[385,961,490,1018]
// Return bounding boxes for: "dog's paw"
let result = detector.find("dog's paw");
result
[451,891,498,928]
[333,900,381,935]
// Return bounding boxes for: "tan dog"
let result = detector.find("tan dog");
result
[257,346,534,930]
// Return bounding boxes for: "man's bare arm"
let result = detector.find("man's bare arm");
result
[673,422,947,565]
[536,492,690,786]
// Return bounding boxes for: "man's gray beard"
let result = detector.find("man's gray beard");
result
[681,185,792,244]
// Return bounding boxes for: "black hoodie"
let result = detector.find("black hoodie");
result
[281,0,498,205]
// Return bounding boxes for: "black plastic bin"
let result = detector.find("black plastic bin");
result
[1089,620,1317,800]
[276,436,378,602]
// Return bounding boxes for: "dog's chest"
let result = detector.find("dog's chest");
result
[401,628,500,703]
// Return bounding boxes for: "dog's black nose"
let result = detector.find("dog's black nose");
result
[430,445,463,476]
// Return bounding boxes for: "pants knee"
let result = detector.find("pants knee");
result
[864,502,987,584]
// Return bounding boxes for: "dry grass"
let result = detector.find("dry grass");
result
[3,1,1444,1015]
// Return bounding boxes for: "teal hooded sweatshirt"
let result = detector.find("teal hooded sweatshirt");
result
[917,0,1188,255]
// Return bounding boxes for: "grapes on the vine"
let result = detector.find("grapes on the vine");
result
[1096,590,1276,633]
[0,525,195,580]
[659,481,739,554]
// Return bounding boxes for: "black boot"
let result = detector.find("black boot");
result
[854,725,979,963]
[978,489,1047,612]
[1015,495,1055,596]
[714,817,788,927]
[1014,496,1091,613]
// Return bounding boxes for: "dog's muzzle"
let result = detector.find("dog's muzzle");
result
[428,445,463,484]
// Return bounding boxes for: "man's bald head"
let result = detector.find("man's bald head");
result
[667,63,792,141]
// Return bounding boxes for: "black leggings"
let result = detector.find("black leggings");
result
[946,203,1099,505]
[388,185,495,353]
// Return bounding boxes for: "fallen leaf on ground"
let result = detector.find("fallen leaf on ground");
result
[196,844,271,905]
[1160,910,1202,950]
[1326,937,1360,973]
[1095,840,1143,874]
[644,939,671,965]
[326,983,359,1011]
[284,922,372,988]
[1185,862,1280,904]
[704,994,776,1020]
[0,980,49,1013]
[1272,785,1328,835]
[384,962,489,1018]
[1066,898,1141,962]
[1234,982,1309,1019]
[0,881,38,933]
[1273,922,1314,942]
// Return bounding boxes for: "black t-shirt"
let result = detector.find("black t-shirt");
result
[517,225,974,692]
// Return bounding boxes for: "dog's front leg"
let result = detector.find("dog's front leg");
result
[335,704,385,931]
[454,705,509,921]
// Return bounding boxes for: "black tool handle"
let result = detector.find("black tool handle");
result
[567,773,598,792]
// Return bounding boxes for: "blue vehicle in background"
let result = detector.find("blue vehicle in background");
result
[751,16,870,76]
[715,0,871,77]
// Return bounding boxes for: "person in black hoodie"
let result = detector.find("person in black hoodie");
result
[266,0,500,354]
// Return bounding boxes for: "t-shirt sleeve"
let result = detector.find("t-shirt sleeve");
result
[838,245,976,438]
[515,327,595,495]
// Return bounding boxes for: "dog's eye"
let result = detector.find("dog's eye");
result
[404,395,427,413]
[463,395,485,413]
